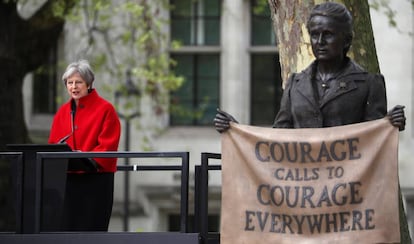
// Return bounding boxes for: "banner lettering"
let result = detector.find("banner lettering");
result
[221,118,400,244]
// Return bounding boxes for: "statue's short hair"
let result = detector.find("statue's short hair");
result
[62,60,95,87]
[306,2,353,53]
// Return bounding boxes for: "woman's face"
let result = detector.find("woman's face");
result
[66,72,90,102]
[308,15,349,62]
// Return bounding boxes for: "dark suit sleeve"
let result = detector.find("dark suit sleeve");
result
[273,74,295,128]
[364,73,387,121]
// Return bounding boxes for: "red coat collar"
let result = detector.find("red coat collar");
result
[71,89,99,109]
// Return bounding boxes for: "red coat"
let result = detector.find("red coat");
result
[49,89,121,172]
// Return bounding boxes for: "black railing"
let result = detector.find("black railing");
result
[0,147,225,244]
[35,151,190,234]
[0,152,23,232]
[116,153,190,232]
[194,153,221,244]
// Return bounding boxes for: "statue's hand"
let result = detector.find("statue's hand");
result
[387,105,406,131]
[214,108,238,133]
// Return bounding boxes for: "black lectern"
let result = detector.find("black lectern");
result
[5,144,101,233]
[7,144,71,233]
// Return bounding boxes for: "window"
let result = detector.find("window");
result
[250,0,282,125]
[32,44,58,114]
[170,54,219,125]
[170,0,221,126]
[251,0,276,46]
[251,54,282,125]
[171,0,221,45]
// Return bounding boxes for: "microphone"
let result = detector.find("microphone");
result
[58,103,76,144]
[58,131,73,144]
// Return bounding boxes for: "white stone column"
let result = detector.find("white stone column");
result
[220,0,251,124]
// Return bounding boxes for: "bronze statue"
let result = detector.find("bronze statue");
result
[214,2,405,132]
[215,2,409,242]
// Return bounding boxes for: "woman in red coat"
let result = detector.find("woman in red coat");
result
[49,59,121,231]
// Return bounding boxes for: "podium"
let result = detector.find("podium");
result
[6,144,98,234]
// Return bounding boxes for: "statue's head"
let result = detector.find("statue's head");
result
[306,2,353,57]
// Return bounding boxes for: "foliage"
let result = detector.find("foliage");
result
[370,0,413,35]
[252,0,268,15]
[57,0,184,149]
[59,0,183,117]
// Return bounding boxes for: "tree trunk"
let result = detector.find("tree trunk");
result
[0,1,73,150]
[268,0,314,83]
[0,2,30,149]
[0,0,73,231]
[268,1,411,243]
[342,0,380,73]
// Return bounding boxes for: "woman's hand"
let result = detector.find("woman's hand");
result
[388,105,406,131]
[213,108,238,133]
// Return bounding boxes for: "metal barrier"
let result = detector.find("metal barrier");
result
[0,152,23,232]
[194,152,221,244]
[0,149,190,235]
[0,149,217,244]
[117,156,191,232]
[0,232,200,244]
[35,151,190,234]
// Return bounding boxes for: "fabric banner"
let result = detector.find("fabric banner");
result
[221,118,400,244]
